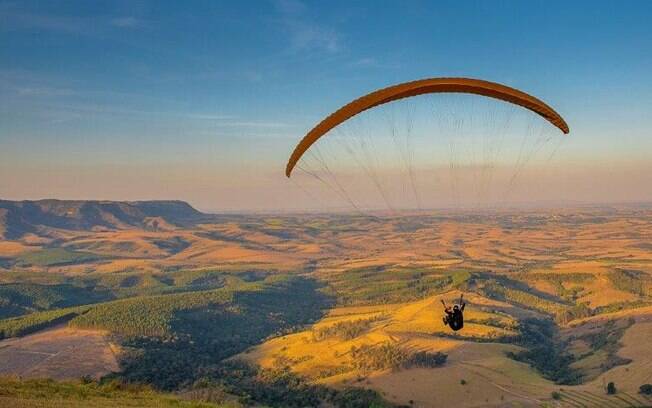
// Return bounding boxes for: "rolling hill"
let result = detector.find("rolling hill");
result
[1,206,652,407]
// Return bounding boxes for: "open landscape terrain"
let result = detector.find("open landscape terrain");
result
[1,200,652,407]
[4,0,652,406]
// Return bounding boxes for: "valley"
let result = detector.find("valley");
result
[1,200,652,407]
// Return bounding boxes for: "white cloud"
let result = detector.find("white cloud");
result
[286,20,340,53]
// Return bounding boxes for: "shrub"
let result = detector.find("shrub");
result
[312,316,384,341]
[404,351,447,368]
[350,343,407,372]
[607,381,616,395]
[639,384,652,395]
[349,343,447,372]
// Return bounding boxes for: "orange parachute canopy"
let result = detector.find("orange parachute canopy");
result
[286,77,569,177]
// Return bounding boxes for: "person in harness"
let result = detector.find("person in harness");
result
[441,294,466,331]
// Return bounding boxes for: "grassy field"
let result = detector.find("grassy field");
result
[15,248,102,267]
[0,377,229,408]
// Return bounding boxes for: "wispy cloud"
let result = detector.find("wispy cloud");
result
[110,16,142,29]
[214,121,294,128]
[0,70,287,130]
[273,0,342,54]
[184,113,237,121]
[0,70,78,98]
[17,86,75,97]
[347,57,400,70]
[274,0,307,15]
[349,57,377,67]
[0,7,87,33]
[35,103,231,121]
[22,99,293,130]
[0,4,146,34]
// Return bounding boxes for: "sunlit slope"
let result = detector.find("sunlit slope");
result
[366,343,553,408]
[240,289,652,408]
[552,313,652,408]
[568,308,652,385]
[238,292,559,407]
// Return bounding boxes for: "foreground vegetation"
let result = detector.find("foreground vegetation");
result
[0,306,89,339]
[0,377,225,408]
[199,361,398,408]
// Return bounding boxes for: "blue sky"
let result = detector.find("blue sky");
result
[1,0,651,210]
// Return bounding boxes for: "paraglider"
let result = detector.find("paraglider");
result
[285,77,569,178]
[441,294,466,331]
[285,76,570,212]
[284,78,572,330]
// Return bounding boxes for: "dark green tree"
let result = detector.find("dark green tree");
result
[639,384,652,395]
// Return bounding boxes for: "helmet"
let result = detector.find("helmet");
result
[453,305,460,311]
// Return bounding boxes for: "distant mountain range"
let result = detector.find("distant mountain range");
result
[0,199,208,239]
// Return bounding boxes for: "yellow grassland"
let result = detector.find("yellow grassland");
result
[242,298,652,407]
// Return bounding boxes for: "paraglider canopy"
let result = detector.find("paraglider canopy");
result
[286,77,569,178]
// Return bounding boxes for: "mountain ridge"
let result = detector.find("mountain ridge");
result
[0,199,208,239]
